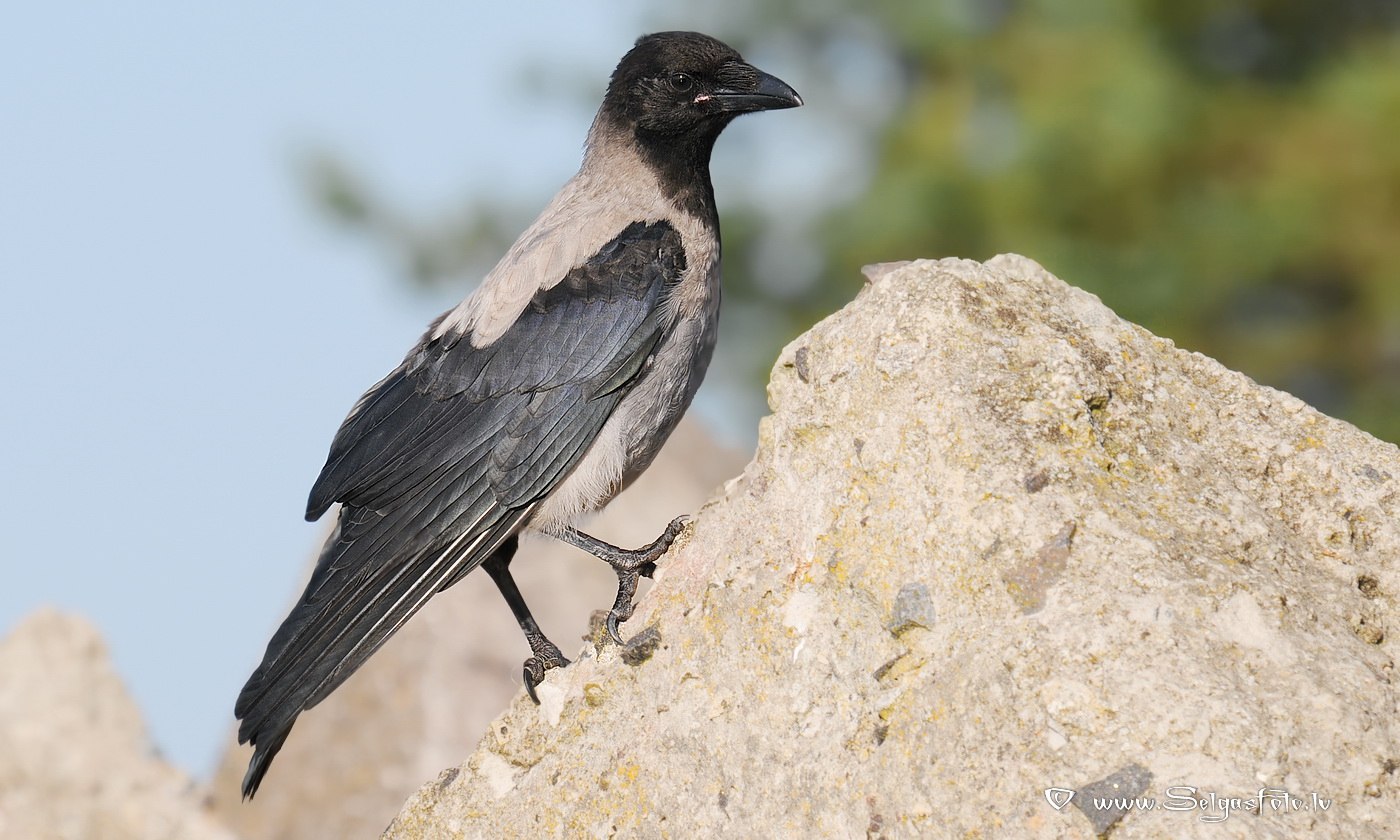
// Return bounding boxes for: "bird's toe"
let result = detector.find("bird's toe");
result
[521,643,570,704]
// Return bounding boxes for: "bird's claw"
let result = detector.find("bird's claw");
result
[523,659,545,704]
[521,638,570,705]
[659,514,690,548]
[604,570,641,646]
[605,611,625,647]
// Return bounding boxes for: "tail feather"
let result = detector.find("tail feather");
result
[240,722,291,799]
[238,468,494,733]
[235,501,534,797]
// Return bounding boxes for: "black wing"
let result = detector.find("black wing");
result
[235,220,686,797]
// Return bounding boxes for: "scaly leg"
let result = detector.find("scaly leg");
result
[482,536,568,704]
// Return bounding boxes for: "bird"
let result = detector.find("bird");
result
[234,31,801,799]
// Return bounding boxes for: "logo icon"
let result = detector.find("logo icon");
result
[1044,788,1076,810]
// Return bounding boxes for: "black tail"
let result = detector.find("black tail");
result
[239,724,291,800]
[234,503,531,798]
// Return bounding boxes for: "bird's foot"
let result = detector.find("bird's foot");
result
[605,516,688,643]
[568,515,689,573]
[522,631,570,705]
[558,516,689,645]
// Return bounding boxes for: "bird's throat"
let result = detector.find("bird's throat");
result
[631,126,722,224]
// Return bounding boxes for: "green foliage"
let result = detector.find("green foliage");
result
[742,0,1400,441]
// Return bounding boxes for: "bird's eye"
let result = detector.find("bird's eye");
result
[668,73,695,93]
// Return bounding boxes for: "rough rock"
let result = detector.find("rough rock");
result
[384,256,1400,839]
[0,609,235,840]
[206,421,743,839]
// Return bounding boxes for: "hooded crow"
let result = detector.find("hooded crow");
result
[234,31,800,798]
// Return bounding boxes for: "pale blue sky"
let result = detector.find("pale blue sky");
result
[0,2,672,777]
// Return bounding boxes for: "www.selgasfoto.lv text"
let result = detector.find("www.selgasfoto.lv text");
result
[1092,786,1332,823]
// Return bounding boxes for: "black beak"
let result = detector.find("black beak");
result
[712,67,803,113]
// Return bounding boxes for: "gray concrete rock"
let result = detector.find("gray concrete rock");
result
[0,609,235,840]
[384,256,1400,839]
[206,420,742,840]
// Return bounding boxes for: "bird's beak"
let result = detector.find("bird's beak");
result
[712,66,803,113]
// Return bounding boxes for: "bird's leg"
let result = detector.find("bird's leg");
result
[555,516,688,645]
[481,537,568,704]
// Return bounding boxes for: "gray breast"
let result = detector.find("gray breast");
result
[613,272,721,490]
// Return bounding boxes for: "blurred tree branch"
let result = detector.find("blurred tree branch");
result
[303,0,1400,442]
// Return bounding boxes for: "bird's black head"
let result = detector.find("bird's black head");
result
[595,32,801,216]
[601,31,802,136]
